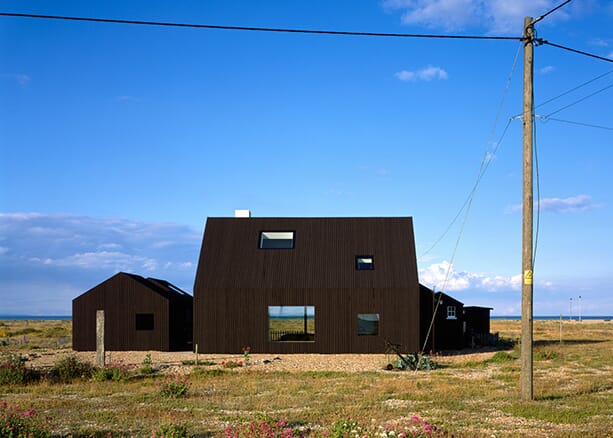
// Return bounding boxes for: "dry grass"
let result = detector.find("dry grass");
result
[1,319,611,437]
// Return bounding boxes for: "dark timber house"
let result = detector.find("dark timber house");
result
[193,216,420,353]
[419,285,465,351]
[464,306,493,347]
[72,272,193,351]
[420,285,493,351]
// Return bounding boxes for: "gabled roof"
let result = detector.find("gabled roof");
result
[119,272,191,300]
[419,284,465,307]
[196,216,417,290]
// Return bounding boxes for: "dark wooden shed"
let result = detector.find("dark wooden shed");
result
[464,306,493,347]
[72,272,193,351]
[419,285,465,351]
[193,217,420,353]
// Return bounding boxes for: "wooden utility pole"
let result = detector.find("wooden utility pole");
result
[521,16,534,402]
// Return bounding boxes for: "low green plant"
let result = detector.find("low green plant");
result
[157,373,191,398]
[191,367,225,377]
[329,418,367,437]
[51,356,93,383]
[140,353,155,375]
[241,346,251,365]
[152,421,190,438]
[181,359,216,366]
[488,351,516,363]
[0,354,40,385]
[221,359,243,369]
[535,349,560,361]
[0,401,51,438]
[389,354,438,371]
[225,416,445,437]
[92,360,132,381]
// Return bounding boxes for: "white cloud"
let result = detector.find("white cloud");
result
[419,260,539,292]
[383,0,568,34]
[38,251,159,272]
[506,195,602,214]
[115,95,140,102]
[539,65,555,75]
[396,65,448,81]
[538,195,601,212]
[1,73,31,86]
[0,213,201,313]
[608,51,613,60]
[590,38,609,48]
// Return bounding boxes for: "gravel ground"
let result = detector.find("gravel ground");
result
[24,348,499,373]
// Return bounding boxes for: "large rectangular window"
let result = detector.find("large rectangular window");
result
[259,231,295,249]
[268,306,315,342]
[357,313,379,335]
[135,313,154,331]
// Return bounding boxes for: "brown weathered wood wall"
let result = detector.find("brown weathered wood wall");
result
[73,273,183,351]
[193,217,420,353]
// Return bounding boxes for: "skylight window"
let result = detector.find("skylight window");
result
[259,231,295,249]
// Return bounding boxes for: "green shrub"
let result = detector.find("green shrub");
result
[0,355,40,385]
[489,351,516,363]
[51,356,93,383]
[0,402,51,438]
[152,421,190,438]
[157,373,191,398]
[92,360,132,382]
[140,353,155,375]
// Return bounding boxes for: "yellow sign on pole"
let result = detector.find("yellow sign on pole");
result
[524,269,533,285]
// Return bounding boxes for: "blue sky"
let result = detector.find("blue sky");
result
[1,1,611,316]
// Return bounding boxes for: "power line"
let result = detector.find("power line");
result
[545,82,613,117]
[532,0,573,25]
[0,12,523,41]
[535,69,613,109]
[539,39,613,63]
[537,116,613,131]
[419,42,522,260]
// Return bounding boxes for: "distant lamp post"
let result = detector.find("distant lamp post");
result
[579,295,582,322]
[569,298,573,321]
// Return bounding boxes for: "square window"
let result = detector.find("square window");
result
[357,313,379,335]
[356,256,374,270]
[259,231,295,249]
[136,313,154,331]
[446,306,456,320]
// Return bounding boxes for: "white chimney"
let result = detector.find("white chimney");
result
[235,209,251,218]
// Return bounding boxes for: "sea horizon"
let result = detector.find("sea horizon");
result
[0,314,611,321]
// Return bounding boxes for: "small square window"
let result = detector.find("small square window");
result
[259,231,295,249]
[446,306,456,320]
[356,256,374,270]
[358,313,379,335]
[136,313,154,331]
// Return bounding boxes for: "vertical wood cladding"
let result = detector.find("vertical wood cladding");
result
[419,285,466,351]
[464,306,492,337]
[193,217,420,353]
[72,273,192,351]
